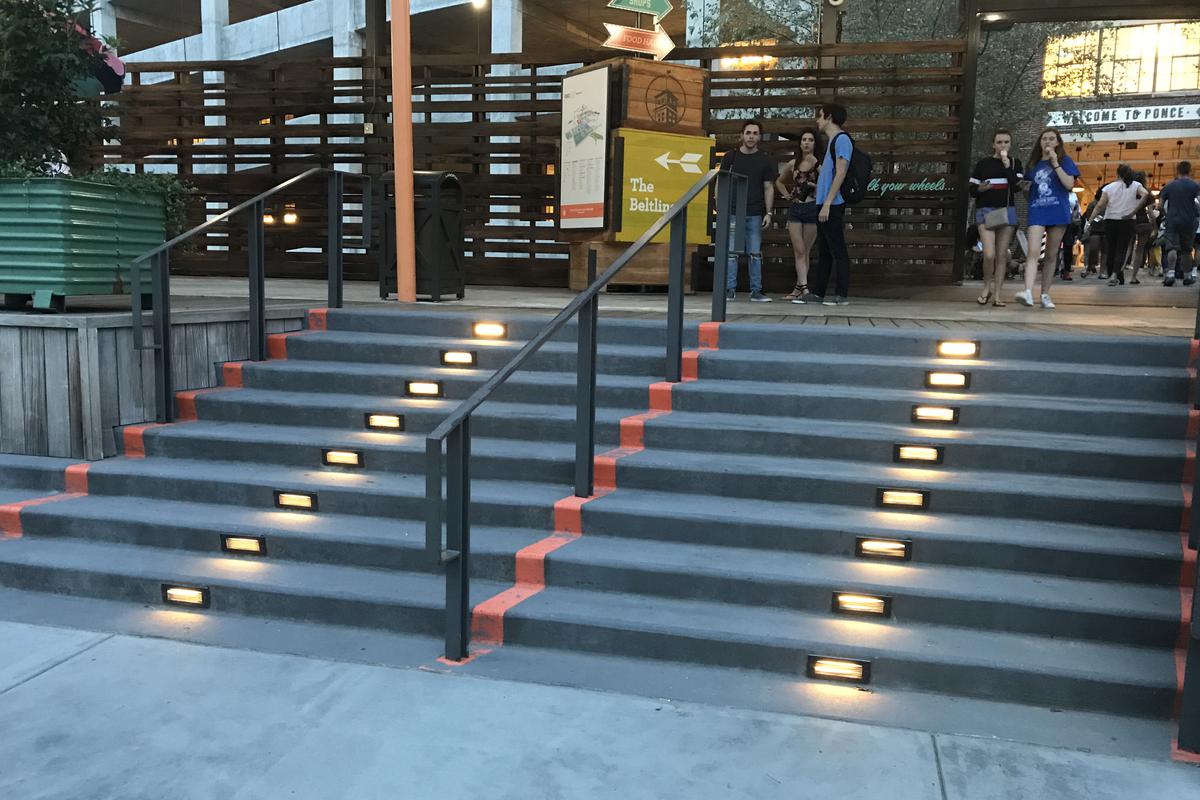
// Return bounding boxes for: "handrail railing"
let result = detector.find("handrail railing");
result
[130,167,371,422]
[426,168,749,659]
[1181,299,1200,753]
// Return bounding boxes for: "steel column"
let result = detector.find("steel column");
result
[425,436,444,563]
[248,200,267,361]
[444,419,471,661]
[712,171,733,322]
[1180,589,1200,753]
[666,214,688,383]
[151,251,173,423]
[951,0,982,284]
[574,249,599,499]
[327,171,345,309]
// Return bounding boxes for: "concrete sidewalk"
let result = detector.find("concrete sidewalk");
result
[0,621,1196,800]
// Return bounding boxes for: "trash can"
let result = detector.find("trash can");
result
[379,171,465,301]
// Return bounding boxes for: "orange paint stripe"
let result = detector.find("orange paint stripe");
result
[175,386,232,422]
[64,463,90,495]
[698,321,722,350]
[122,424,161,459]
[222,362,245,388]
[267,330,310,360]
[1190,338,1200,368]
[307,307,329,331]
[0,492,86,538]
[649,382,674,412]
[682,351,699,381]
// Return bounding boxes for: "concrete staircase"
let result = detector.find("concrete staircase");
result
[0,309,1192,723]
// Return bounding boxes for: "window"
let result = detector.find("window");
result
[1043,23,1200,99]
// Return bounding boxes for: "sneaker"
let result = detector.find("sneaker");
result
[1186,278,1196,287]
[748,291,773,303]
[1015,289,1034,306]
[791,292,818,305]
[1106,275,1120,286]
[1164,276,1176,287]
[1040,293,1056,309]
[1060,271,1073,281]
[823,295,848,306]
[1130,279,1141,285]
[725,290,735,301]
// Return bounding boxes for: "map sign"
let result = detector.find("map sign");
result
[615,128,713,244]
[559,67,611,230]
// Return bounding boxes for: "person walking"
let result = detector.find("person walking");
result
[776,129,821,303]
[1159,161,1200,287]
[719,119,776,302]
[1129,170,1156,284]
[969,129,1022,306]
[1059,191,1081,280]
[809,104,853,306]
[1092,165,1149,286]
[1016,128,1080,308]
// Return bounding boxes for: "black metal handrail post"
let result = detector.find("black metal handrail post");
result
[328,171,345,309]
[666,214,687,383]
[248,200,267,361]
[1181,582,1200,752]
[444,417,471,661]
[151,251,173,423]
[711,173,749,324]
[574,249,599,498]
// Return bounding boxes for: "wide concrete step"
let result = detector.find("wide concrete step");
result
[692,349,1189,401]
[578,488,1184,585]
[0,455,74,493]
[608,448,1183,531]
[503,584,1177,717]
[17,494,541,581]
[81,457,570,530]
[0,536,507,636]
[539,535,1179,647]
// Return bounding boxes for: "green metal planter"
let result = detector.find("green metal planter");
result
[0,178,165,311]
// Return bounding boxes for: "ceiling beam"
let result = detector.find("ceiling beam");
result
[111,3,194,32]
[978,0,1200,23]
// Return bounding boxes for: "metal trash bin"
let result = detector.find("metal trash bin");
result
[380,171,465,301]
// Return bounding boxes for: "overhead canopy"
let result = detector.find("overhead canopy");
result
[974,0,1200,24]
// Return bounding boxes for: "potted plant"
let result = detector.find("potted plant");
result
[0,1,190,311]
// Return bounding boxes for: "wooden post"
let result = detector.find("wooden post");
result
[391,0,417,302]
[952,0,982,284]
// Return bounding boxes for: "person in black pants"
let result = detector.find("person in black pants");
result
[1093,165,1150,286]
[809,103,853,306]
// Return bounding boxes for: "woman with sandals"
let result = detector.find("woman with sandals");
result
[775,129,821,303]
[1016,128,1080,308]
[969,129,1023,307]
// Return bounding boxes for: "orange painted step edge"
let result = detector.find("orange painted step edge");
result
[1,461,91,537]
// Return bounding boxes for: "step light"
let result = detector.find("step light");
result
[911,405,959,424]
[894,444,944,465]
[322,449,363,468]
[832,591,893,617]
[221,535,266,556]
[162,584,210,608]
[936,340,980,359]
[473,322,507,339]
[925,371,971,390]
[406,380,443,398]
[365,413,404,432]
[807,655,871,684]
[855,537,913,561]
[441,350,477,367]
[876,488,930,510]
[274,491,318,511]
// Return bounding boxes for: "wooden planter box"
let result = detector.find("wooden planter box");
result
[0,178,165,311]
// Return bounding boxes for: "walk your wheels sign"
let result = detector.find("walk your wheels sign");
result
[615,128,712,244]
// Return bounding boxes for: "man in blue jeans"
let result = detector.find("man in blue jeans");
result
[810,103,852,306]
[719,119,777,302]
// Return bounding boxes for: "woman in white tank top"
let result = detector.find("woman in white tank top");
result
[1093,165,1149,286]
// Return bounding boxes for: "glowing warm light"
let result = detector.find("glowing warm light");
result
[441,351,477,367]
[221,535,265,555]
[275,491,316,511]
[856,537,913,561]
[406,380,443,398]
[283,211,299,225]
[833,592,891,617]
[366,413,404,431]
[878,489,928,509]
[718,39,780,70]
[807,656,870,683]
[262,214,277,225]
[473,322,507,339]
[895,445,943,464]
[163,585,209,607]
[926,371,969,390]
[472,0,487,7]
[982,13,1002,22]
[323,449,363,468]
[912,405,958,424]
[936,340,979,359]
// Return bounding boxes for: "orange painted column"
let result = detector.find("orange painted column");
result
[391,0,417,302]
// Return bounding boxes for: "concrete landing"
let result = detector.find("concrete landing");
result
[0,618,1196,799]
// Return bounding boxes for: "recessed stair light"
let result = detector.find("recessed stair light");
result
[937,340,980,358]
[807,655,871,684]
[322,449,363,468]
[441,350,477,367]
[162,584,210,608]
[877,488,929,510]
[365,413,404,432]
[894,444,944,464]
[832,591,893,617]
[406,380,443,398]
[926,371,970,390]
[473,322,507,339]
[274,491,317,511]
[221,535,266,556]
[911,405,959,424]
[855,537,913,561]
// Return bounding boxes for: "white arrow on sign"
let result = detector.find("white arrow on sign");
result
[655,151,704,174]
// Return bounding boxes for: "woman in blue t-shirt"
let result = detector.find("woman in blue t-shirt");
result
[1016,128,1080,309]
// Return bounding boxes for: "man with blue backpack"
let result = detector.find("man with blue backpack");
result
[806,103,870,307]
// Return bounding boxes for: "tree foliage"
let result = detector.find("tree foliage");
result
[0,0,104,172]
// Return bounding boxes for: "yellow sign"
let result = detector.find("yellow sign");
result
[615,128,713,244]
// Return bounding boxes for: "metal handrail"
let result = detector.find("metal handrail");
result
[1182,299,1200,753]
[426,167,749,660]
[129,167,371,422]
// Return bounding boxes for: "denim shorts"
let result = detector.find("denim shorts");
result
[788,202,819,224]
[975,206,1017,227]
